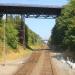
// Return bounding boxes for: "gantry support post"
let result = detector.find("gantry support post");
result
[21,14,26,49]
[6,14,7,22]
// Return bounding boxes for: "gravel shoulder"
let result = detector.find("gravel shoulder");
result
[0,50,75,75]
[51,52,75,75]
[0,54,31,75]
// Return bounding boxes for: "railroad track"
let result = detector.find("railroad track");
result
[14,50,55,75]
[40,50,54,75]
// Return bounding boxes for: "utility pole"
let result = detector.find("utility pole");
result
[3,14,6,66]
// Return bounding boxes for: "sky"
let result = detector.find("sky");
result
[0,0,68,6]
[0,0,68,40]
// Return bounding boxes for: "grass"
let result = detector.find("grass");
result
[6,47,32,61]
[30,44,43,49]
[0,43,43,63]
[0,45,32,62]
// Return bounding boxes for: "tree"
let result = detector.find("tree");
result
[48,0,75,51]
[6,16,18,49]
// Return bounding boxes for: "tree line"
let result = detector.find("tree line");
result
[0,15,43,51]
[48,0,75,52]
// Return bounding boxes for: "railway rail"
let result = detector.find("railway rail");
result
[14,49,55,75]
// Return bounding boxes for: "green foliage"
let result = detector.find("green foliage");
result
[27,27,43,46]
[6,16,19,49]
[48,0,75,51]
[0,15,43,50]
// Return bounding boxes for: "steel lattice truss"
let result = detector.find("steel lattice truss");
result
[0,4,63,19]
